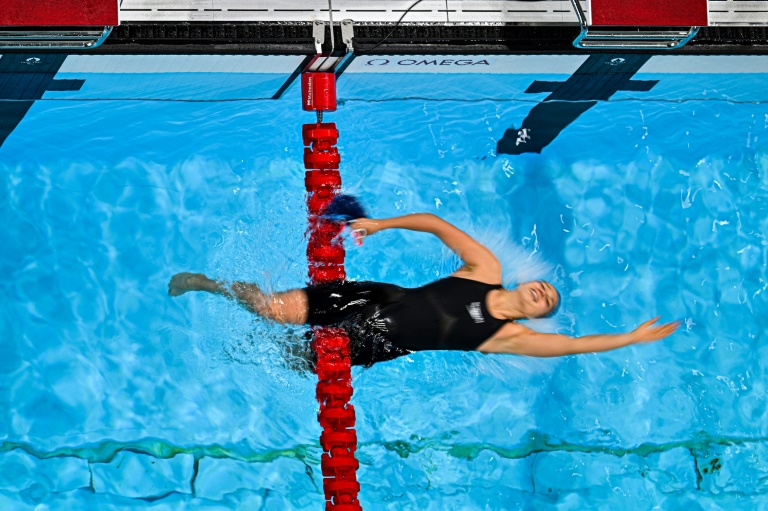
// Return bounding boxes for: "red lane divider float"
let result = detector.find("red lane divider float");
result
[302,71,362,511]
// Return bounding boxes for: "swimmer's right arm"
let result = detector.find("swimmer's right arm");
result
[350,214,500,274]
[495,317,680,357]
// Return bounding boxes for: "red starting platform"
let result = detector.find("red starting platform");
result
[0,0,118,26]
[0,0,117,49]
[571,0,709,49]
[590,0,708,27]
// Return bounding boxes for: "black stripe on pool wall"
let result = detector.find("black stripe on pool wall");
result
[0,54,84,149]
[272,54,315,100]
[497,54,658,155]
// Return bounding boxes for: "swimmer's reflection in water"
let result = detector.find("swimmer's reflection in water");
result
[169,213,679,367]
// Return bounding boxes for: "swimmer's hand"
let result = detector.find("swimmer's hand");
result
[348,218,381,235]
[629,317,681,344]
[347,218,383,245]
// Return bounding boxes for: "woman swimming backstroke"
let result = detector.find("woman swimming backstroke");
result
[168,213,679,366]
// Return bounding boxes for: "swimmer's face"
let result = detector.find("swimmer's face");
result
[518,281,559,318]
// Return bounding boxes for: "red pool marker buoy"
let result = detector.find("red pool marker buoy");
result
[302,72,362,511]
[302,72,337,113]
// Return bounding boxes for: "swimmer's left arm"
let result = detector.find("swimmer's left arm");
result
[349,213,501,276]
[497,317,680,357]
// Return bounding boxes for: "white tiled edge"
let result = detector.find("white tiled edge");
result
[4,54,762,76]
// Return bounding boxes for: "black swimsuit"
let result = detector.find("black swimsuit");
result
[304,277,508,366]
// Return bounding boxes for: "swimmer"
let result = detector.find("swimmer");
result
[169,213,680,366]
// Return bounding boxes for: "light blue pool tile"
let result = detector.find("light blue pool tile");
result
[465,450,534,493]
[658,492,768,511]
[0,490,34,511]
[644,447,697,493]
[194,456,318,505]
[531,451,647,494]
[91,451,194,499]
[25,487,205,510]
[697,442,768,495]
[356,444,533,509]
[527,448,701,509]
[0,449,90,494]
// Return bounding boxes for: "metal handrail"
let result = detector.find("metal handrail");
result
[585,30,695,38]
[0,26,113,49]
[578,39,692,48]
[572,0,589,28]
[568,0,700,50]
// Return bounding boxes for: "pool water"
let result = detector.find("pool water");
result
[1,53,767,510]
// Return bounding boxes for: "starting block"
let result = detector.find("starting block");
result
[0,0,118,49]
[570,0,709,50]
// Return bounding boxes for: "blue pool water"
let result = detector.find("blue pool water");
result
[1,53,768,510]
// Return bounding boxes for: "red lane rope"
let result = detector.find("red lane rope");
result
[302,72,362,511]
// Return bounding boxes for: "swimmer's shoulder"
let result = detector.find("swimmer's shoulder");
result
[476,322,530,352]
[449,265,502,286]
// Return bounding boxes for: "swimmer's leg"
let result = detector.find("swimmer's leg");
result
[168,272,308,324]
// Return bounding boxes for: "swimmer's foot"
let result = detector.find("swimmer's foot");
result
[168,272,211,296]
